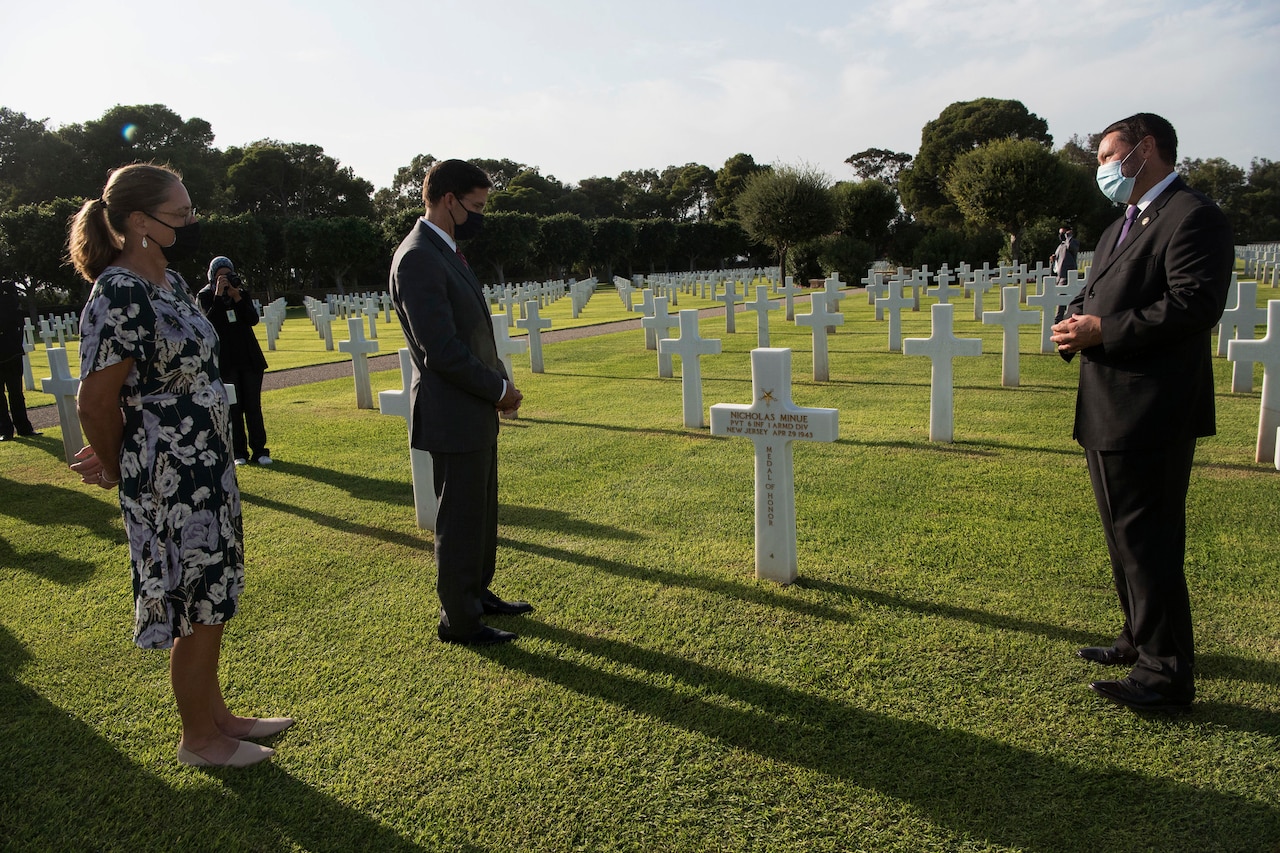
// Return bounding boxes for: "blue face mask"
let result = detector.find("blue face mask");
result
[1095,142,1147,205]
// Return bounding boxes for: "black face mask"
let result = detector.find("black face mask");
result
[144,212,202,262]
[452,200,485,241]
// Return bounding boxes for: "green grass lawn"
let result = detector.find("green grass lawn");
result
[2,281,1279,852]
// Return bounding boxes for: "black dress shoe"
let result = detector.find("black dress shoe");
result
[0,434,11,442]
[482,594,534,616]
[16,428,40,437]
[1090,677,1192,713]
[437,625,517,646]
[1078,646,1138,666]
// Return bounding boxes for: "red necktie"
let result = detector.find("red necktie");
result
[456,248,470,269]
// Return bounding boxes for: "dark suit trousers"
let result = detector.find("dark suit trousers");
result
[431,444,499,634]
[222,365,268,459]
[1085,439,1197,698]
[0,355,32,436]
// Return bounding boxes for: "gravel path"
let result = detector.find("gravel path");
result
[25,295,823,431]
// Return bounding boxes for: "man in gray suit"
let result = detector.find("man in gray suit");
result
[1051,113,1233,712]
[390,159,529,646]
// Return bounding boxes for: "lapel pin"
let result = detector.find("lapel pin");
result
[1141,216,1150,226]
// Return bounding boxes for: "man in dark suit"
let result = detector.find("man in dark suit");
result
[1051,113,1234,712]
[390,159,529,646]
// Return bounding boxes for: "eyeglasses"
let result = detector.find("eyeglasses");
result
[146,208,197,226]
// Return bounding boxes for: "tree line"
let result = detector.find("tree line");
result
[2,100,1276,311]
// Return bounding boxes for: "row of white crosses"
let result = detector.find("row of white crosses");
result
[1239,244,1280,288]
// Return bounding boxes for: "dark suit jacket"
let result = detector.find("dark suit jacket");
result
[389,220,507,454]
[196,285,268,373]
[1064,177,1234,451]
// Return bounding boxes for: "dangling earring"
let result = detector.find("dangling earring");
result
[141,235,148,249]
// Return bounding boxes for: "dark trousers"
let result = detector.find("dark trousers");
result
[1085,439,1198,698]
[0,355,33,437]
[222,366,268,460]
[431,444,499,634]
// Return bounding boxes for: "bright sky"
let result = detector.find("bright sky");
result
[4,0,1277,191]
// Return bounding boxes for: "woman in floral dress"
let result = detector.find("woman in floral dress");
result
[68,163,291,768]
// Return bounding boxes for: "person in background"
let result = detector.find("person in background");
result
[1052,226,1079,323]
[0,281,38,441]
[67,163,291,767]
[197,257,271,466]
[1051,113,1234,713]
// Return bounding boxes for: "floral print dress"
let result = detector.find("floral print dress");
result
[79,266,244,649]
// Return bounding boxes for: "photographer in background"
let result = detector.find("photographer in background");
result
[197,257,272,465]
[0,281,38,441]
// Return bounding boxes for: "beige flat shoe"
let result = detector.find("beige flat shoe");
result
[178,740,275,767]
[245,717,295,739]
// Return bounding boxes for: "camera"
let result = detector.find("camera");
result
[226,273,244,289]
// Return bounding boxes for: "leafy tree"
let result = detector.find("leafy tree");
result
[225,141,374,218]
[0,108,79,207]
[1179,157,1246,239]
[292,216,383,292]
[59,104,224,209]
[1058,133,1100,169]
[844,148,912,185]
[633,218,678,273]
[536,212,591,278]
[734,164,835,285]
[373,153,438,217]
[899,98,1051,226]
[662,163,716,221]
[943,137,1072,266]
[468,158,530,192]
[587,217,636,281]
[816,234,875,285]
[712,153,768,220]
[466,211,540,283]
[487,169,566,216]
[1238,158,1280,242]
[567,176,629,219]
[832,179,899,257]
[198,214,268,291]
[0,198,89,304]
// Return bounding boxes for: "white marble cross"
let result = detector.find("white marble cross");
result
[777,276,800,321]
[1219,280,1268,392]
[1027,272,1084,353]
[42,347,83,462]
[875,280,914,353]
[1227,299,1280,463]
[715,279,743,333]
[821,276,844,333]
[317,304,335,351]
[491,313,529,383]
[633,289,658,349]
[794,290,845,382]
[928,268,959,305]
[970,269,995,321]
[378,347,437,531]
[658,309,722,428]
[710,347,838,584]
[364,297,379,339]
[903,303,982,442]
[339,317,380,409]
[982,286,1039,387]
[745,285,779,349]
[516,300,552,373]
[38,319,56,350]
[641,296,678,378]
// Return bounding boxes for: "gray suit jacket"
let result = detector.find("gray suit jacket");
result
[389,220,507,454]
[1063,177,1234,451]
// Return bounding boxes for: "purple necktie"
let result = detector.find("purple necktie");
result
[1115,205,1139,248]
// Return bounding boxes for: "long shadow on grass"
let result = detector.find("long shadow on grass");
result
[0,473,120,584]
[0,626,437,852]
[498,535,1101,648]
[518,416,720,440]
[6,432,74,466]
[241,489,427,551]
[485,621,1280,851]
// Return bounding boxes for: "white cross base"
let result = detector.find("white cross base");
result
[710,348,838,584]
[378,348,437,531]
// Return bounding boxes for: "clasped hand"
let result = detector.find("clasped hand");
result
[1051,314,1103,355]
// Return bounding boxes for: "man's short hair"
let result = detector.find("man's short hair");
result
[1101,113,1178,164]
[423,159,494,206]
